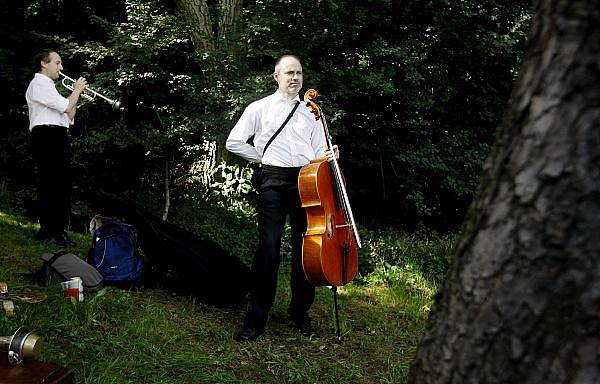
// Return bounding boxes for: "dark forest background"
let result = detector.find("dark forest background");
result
[0,0,532,233]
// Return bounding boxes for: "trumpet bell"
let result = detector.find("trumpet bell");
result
[0,327,43,365]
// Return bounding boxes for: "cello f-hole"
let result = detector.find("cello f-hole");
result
[326,214,334,238]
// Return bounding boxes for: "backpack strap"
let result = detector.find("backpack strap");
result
[46,250,69,266]
[44,251,70,281]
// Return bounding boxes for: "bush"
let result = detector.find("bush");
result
[0,183,37,217]
[360,227,457,284]
[169,193,257,266]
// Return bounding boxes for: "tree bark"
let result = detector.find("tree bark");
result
[162,159,170,221]
[217,0,242,41]
[173,0,214,50]
[173,0,242,50]
[410,1,600,383]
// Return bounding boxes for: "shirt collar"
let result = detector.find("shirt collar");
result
[35,72,54,83]
[274,90,300,103]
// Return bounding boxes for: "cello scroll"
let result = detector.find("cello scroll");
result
[303,88,322,120]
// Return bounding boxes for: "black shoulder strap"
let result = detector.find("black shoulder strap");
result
[262,100,300,156]
[46,250,69,266]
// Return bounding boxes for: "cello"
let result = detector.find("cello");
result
[298,89,362,338]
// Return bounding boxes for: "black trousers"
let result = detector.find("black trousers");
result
[31,125,71,237]
[245,165,315,329]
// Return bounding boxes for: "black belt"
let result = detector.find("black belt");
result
[32,124,67,130]
[261,164,303,176]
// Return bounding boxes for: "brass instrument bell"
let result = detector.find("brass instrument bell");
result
[0,327,43,365]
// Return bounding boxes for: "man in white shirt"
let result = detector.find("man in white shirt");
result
[26,49,87,247]
[226,55,331,341]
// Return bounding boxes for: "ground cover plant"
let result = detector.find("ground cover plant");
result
[0,194,451,383]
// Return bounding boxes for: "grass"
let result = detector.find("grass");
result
[0,208,437,383]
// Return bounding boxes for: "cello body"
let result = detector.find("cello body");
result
[299,159,358,287]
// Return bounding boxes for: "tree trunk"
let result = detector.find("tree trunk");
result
[173,0,242,50]
[162,159,170,221]
[410,1,600,383]
[217,0,242,41]
[173,0,214,50]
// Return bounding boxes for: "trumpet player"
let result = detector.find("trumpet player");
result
[25,49,87,247]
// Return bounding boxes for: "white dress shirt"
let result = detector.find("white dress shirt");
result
[226,91,326,167]
[25,73,71,130]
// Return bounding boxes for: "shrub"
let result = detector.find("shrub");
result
[360,227,457,284]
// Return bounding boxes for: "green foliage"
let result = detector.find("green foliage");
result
[0,183,11,211]
[0,183,37,218]
[1,0,533,231]
[208,162,255,214]
[360,227,457,284]
[167,191,258,265]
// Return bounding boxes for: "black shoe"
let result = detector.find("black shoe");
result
[36,230,71,247]
[297,321,319,340]
[47,235,68,248]
[62,231,77,246]
[35,229,52,241]
[293,315,319,340]
[234,325,263,342]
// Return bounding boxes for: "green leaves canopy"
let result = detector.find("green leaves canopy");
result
[0,0,532,231]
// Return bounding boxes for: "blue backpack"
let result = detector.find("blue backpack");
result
[88,220,143,284]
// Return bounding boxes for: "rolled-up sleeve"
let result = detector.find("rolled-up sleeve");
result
[226,106,261,163]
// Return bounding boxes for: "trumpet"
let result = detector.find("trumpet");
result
[59,72,121,109]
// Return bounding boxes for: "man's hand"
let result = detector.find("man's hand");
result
[73,77,88,95]
[325,145,339,162]
[65,77,88,116]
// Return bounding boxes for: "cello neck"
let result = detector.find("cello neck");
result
[319,110,362,248]
[303,88,362,248]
